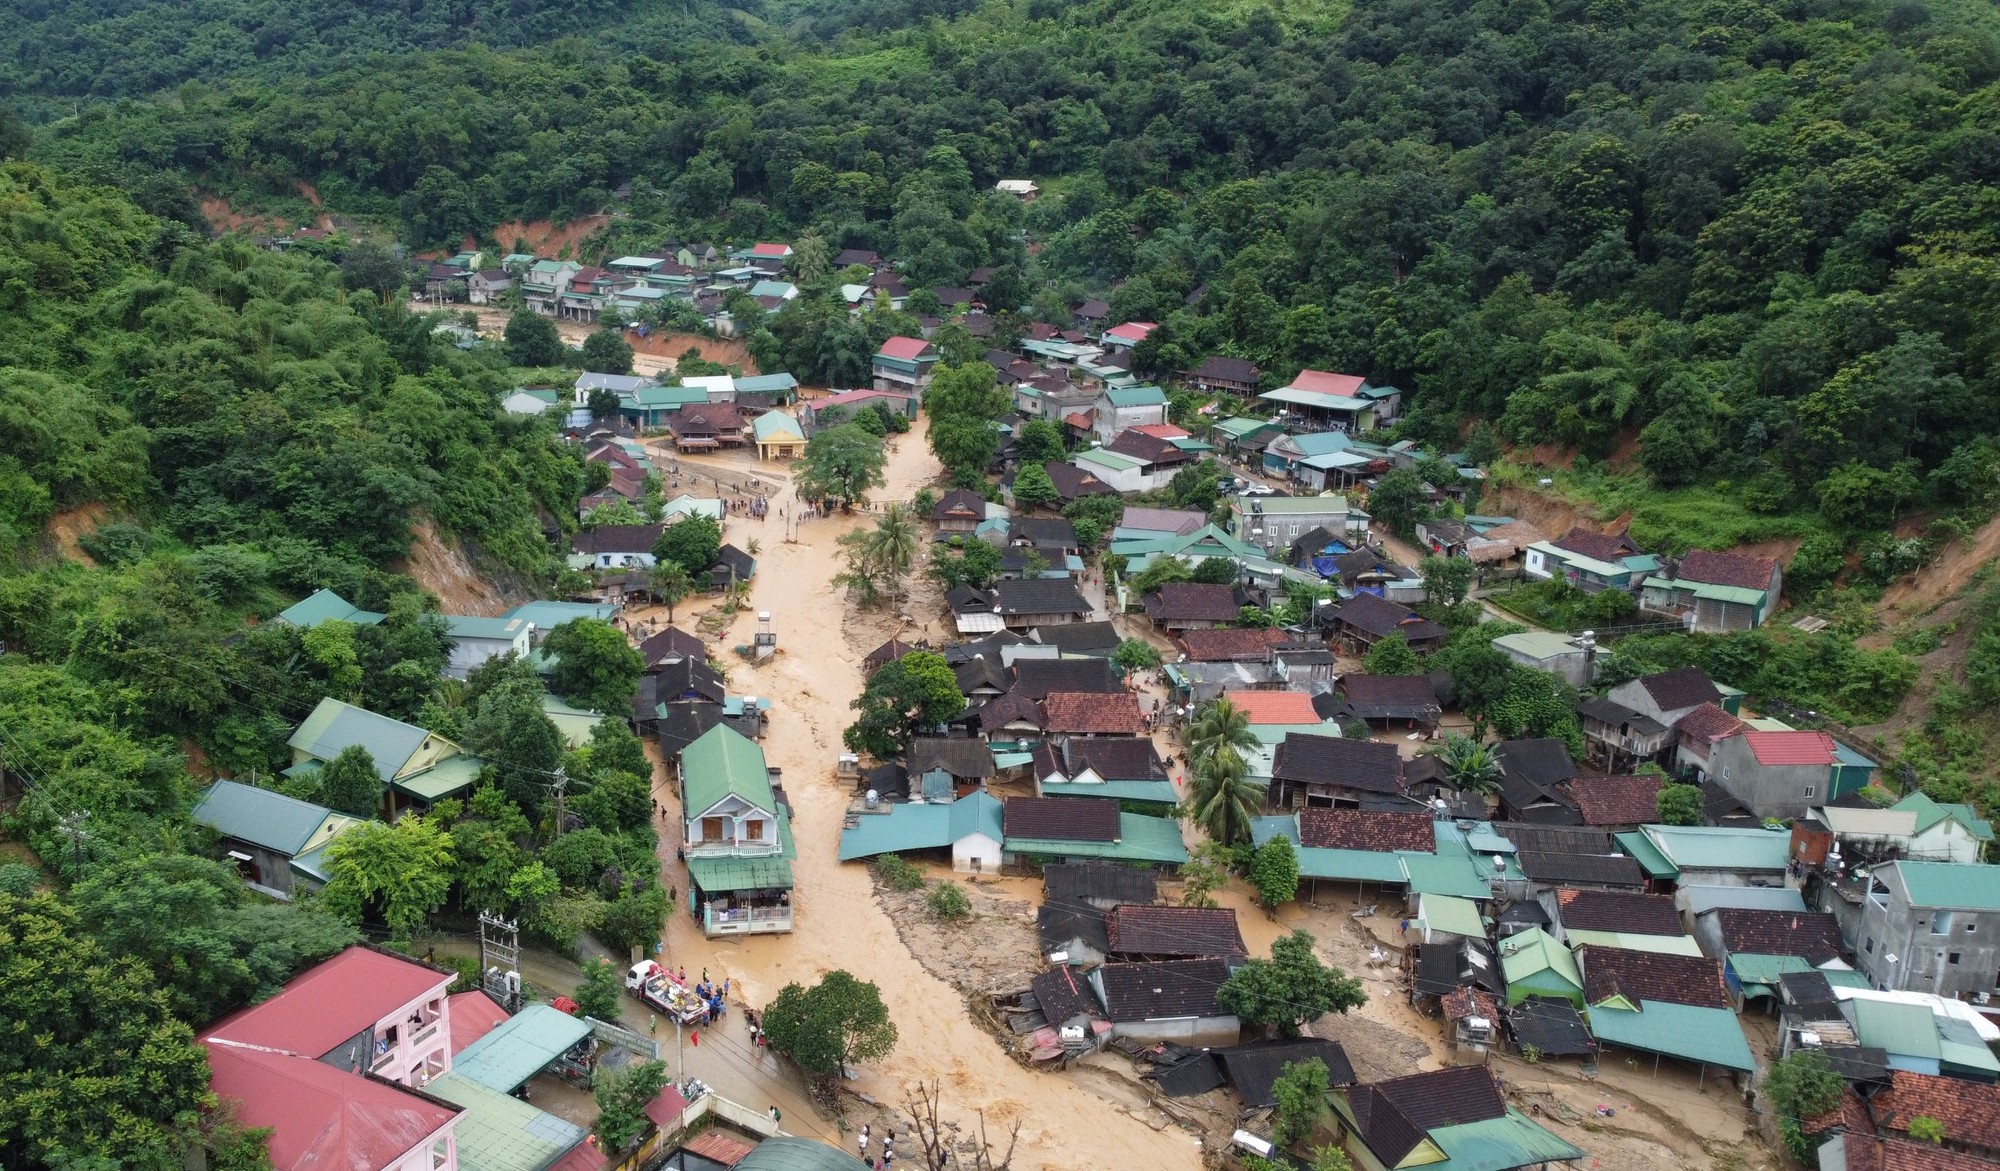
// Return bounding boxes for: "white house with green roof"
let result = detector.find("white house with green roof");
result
[1069,447,1156,493]
[287,698,482,816]
[442,615,534,679]
[678,724,794,936]
[191,779,360,897]
[1091,385,1166,442]
[276,588,387,630]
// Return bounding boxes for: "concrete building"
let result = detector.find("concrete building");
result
[1845,861,2000,998]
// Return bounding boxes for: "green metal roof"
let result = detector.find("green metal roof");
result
[538,694,602,750]
[1493,631,1584,660]
[426,1071,587,1171]
[1074,448,1143,472]
[192,780,345,856]
[1892,861,2000,910]
[289,839,336,885]
[631,385,710,408]
[1212,416,1280,439]
[276,588,387,629]
[1103,386,1167,407]
[1564,929,1704,957]
[447,615,533,641]
[1893,791,1994,840]
[1587,1002,1756,1071]
[1416,894,1486,939]
[1401,851,1494,900]
[753,412,805,441]
[736,373,799,393]
[681,725,775,817]
[1639,825,1789,873]
[453,1004,594,1093]
[289,698,434,783]
[836,793,1005,861]
[736,1137,868,1171]
[1853,999,1942,1060]
[1823,967,1872,989]
[1008,812,1188,866]
[1615,830,1678,880]
[502,601,617,628]
[687,853,794,892]
[1938,1014,2000,1078]
[1499,927,1582,992]
[1425,1110,1586,1171]
[392,754,485,803]
[1728,953,1815,993]
[1038,779,1179,805]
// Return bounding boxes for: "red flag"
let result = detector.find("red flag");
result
[691,1030,699,1047]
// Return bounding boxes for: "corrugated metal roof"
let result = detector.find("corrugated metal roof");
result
[1821,806,1921,836]
[1007,812,1189,865]
[1586,1002,1756,1071]
[427,1071,589,1171]
[192,779,345,856]
[277,588,386,629]
[687,854,793,892]
[836,794,1005,861]
[1854,999,1944,1061]
[681,725,775,817]
[1428,1111,1586,1169]
[451,1004,594,1093]
[1640,825,1789,872]
[289,698,434,783]
[1892,862,2000,910]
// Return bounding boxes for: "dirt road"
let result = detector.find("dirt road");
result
[629,417,1205,1169]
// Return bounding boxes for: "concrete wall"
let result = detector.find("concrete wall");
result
[1709,737,1827,819]
[1109,1015,1241,1048]
[1854,871,2000,998]
[953,833,1004,874]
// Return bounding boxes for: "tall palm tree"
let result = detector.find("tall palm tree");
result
[863,503,921,606]
[650,562,693,623]
[1436,734,1503,796]
[1186,746,1263,846]
[1185,697,1257,776]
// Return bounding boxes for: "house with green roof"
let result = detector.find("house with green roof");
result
[678,725,794,936]
[191,779,361,897]
[286,698,481,816]
[1613,823,1789,885]
[836,792,1005,872]
[1207,415,1286,457]
[1497,927,1585,1007]
[1849,861,2000,998]
[753,411,807,461]
[1091,385,1167,442]
[443,614,534,679]
[1070,446,1156,493]
[275,588,387,630]
[1330,1065,1582,1171]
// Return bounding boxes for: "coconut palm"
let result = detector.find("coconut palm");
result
[1186,746,1263,846]
[862,503,922,605]
[1436,734,1503,795]
[650,562,693,623]
[1185,697,1257,776]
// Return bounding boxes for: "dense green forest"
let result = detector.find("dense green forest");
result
[22,0,2000,561]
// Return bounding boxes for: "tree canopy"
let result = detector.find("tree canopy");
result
[1218,930,1367,1036]
[761,969,898,1085]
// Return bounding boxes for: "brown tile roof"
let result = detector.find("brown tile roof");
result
[1440,986,1501,1023]
[1567,774,1664,827]
[1223,690,1322,725]
[1047,738,1167,782]
[1849,1137,1999,1171]
[1041,691,1147,735]
[1676,702,1750,745]
[1194,356,1260,384]
[1096,958,1229,1022]
[931,488,986,521]
[1338,674,1444,720]
[1636,666,1723,712]
[679,1130,756,1167]
[1872,1070,2000,1152]
[976,692,1045,733]
[1272,735,1403,795]
[1299,809,1436,852]
[1107,905,1248,958]
[1031,964,1099,1024]
[1332,592,1446,641]
[1713,908,1845,965]
[1012,657,1123,698]
[1004,796,1121,842]
[1676,549,1779,591]
[1177,627,1284,662]
[908,737,995,780]
[1804,1086,1875,1138]
[1144,583,1242,623]
[1553,526,1642,562]
[1045,460,1118,499]
[1346,1065,1507,1167]
[1556,888,1685,936]
[1578,946,1730,1009]
[1044,863,1157,904]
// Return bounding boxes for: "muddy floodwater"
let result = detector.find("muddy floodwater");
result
[626,415,1205,1171]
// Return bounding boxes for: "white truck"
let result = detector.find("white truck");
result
[624,960,709,1026]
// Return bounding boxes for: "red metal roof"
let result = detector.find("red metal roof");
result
[750,242,791,257]
[203,946,451,1058]
[679,1130,757,1167]
[447,990,510,1056]
[1104,321,1157,341]
[1223,690,1321,725]
[205,1041,458,1171]
[1744,730,1837,766]
[1063,411,1095,429]
[877,335,932,361]
[1287,370,1366,397]
[643,1083,692,1129]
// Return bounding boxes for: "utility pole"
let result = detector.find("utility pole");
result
[57,810,90,876]
[550,767,570,839]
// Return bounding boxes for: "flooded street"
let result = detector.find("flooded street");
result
[637,415,1206,1170]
